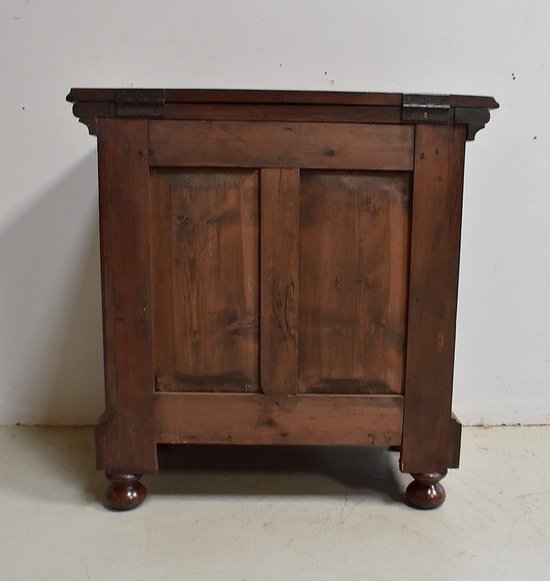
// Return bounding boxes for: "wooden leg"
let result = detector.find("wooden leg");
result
[104,474,147,511]
[405,471,447,509]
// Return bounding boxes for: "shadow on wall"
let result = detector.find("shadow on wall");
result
[0,153,104,425]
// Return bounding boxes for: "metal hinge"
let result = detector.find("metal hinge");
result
[402,94,451,123]
[403,94,450,109]
[115,89,165,117]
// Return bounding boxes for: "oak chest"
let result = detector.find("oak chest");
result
[68,88,497,509]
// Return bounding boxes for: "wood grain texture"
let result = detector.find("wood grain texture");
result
[150,169,260,393]
[163,89,404,106]
[70,89,498,508]
[68,89,498,138]
[299,171,411,395]
[67,88,498,110]
[260,169,300,395]
[96,118,157,474]
[148,121,414,170]
[154,393,404,446]
[163,103,403,124]
[400,125,467,474]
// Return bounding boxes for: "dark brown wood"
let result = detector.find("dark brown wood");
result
[400,125,467,474]
[163,89,404,106]
[448,413,462,468]
[154,393,403,446]
[163,103,403,124]
[67,87,498,109]
[149,168,176,391]
[96,119,157,475]
[67,89,403,106]
[448,95,499,109]
[455,107,492,141]
[260,169,300,395]
[104,474,147,511]
[405,471,447,510]
[72,102,115,134]
[150,169,260,393]
[69,88,496,509]
[148,121,414,170]
[298,171,410,395]
[68,90,498,138]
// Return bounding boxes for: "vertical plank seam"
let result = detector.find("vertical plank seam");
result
[98,120,119,464]
[294,168,300,395]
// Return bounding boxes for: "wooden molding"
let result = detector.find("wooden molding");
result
[67,89,498,137]
[455,107,493,141]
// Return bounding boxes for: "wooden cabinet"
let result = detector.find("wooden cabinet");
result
[67,89,498,510]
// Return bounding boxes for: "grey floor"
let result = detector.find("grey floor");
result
[0,426,548,581]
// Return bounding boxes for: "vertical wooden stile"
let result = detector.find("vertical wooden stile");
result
[260,169,300,396]
[400,124,467,473]
[97,118,157,474]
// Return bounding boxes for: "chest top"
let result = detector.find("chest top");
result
[67,88,498,140]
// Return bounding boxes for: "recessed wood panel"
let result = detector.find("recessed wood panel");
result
[150,169,260,393]
[298,171,411,395]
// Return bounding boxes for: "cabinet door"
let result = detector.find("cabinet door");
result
[148,120,414,397]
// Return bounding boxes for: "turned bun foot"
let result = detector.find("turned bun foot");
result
[104,474,147,511]
[406,471,447,509]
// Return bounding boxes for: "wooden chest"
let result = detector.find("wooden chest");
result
[68,89,497,510]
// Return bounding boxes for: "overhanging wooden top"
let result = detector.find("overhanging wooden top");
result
[67,88,498,108]
[67,88,498,140]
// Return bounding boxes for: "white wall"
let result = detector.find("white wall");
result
[1,0,549,425]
